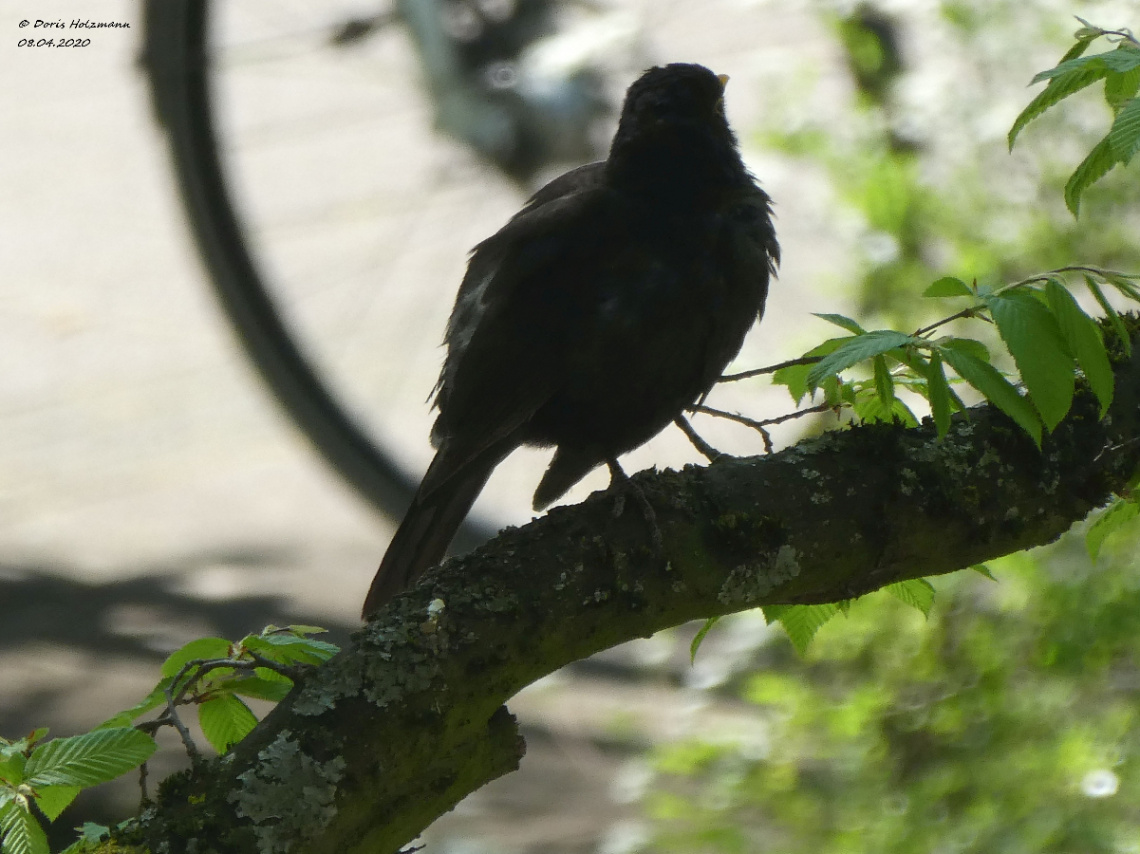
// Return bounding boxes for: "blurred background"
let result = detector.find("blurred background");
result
[4,0,1140,851]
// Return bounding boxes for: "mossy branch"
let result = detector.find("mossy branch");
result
[111,323,1140,854]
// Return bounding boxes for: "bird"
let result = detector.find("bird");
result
[362,62,779,617]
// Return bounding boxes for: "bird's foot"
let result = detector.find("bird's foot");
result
[674,415,723,462]
[606,459,665,554]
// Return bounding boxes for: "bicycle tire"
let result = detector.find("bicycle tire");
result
[140,0,495,549]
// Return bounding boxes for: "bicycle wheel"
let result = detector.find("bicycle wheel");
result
[141,0,811,544]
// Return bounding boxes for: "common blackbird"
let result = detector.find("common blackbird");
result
[362,62,778,617]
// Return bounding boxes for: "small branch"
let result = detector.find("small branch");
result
[674,415,721,461]
[689,402,838,453]
[912,307,986,338]
[138,760,151,808]
[719,355,822,383]
[158,692,200,763]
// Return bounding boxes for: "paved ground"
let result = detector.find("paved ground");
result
[3,1,851,849]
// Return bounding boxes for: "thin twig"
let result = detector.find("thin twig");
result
[138,760,150,808]
[912,307,987,338]
[719,355,822,384]
[160,685,201,763]
[673,415,721,462]
[690,402,836,454]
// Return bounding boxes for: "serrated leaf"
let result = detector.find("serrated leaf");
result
[854,393,919,427]
[226,674,293,704]
[1011,63,1111,149]
[1103,45,1140,73]
[971,564,997,581]
[773,339,847,404]
[0,750,25,786]
[940,345,1042,445]
[97,679,172,730]
[763,604,841,655]
[279,625,329,637]
[923,276,973,298]
[242,634,339,666]
[1065,135,1120,216]
[1061,28,1098,63]
[813,313,867,334]
[939,337,991,363]
[886,579,935,616]
[690,617,720,664]
[1108,97,1140,164]
[161,638,232,679]
[32,785,79,821]
[806,331,916,390]
[198,695,258,754]
[926,351,952,437]
[1030,48,1140,83]
[1106,66,1140,109]
[1085,275,1132,357]
[986,291,1075,431]
[1044,279,1113,416]
[1,799,49,854]
[24,729,156,789]
[1086,498,1140,561]
[1104,272,1140,303]
[872,355,895,405]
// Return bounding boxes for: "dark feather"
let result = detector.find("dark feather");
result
[363,63,778,617]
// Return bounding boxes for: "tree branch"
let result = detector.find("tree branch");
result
[116,326,1140,854]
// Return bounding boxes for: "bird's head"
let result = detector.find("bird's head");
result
[607,63,745,201]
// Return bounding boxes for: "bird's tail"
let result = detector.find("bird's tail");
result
[362,444,506,618]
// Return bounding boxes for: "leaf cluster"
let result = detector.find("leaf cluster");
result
[0,625,336,854]
[1008,20,1140,215]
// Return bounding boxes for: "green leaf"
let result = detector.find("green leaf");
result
[971,564,997,581]
[939,344,1042,445]
[986,291,1075,431]
[97,679,172,730]
[1085,275,1133,357]
[806,331,916,390]
[0,750,26,786]
[1103,45,1140,73]
[690,617,720,664]
[813,313,867,334]
[872,355,895,405]
[1044,279,1113,416]
[763,604,842,655]
[854,393,919,427]
[227,672,294,703]
[886,579,935,616]
[1104,272,1140,303]
[1106,65,1140,109]
[1086,498,1140,561]
[24,729,156,789]
[1065,135,1120,216]
[1108,97,1140,165]
[1,799,49,854]
[161,638,232,679]
[939,336,990,363]
[280,625,329,637]
[1061,25,1099,63]
[1010,62,1111,150]
[923,276,973,298]
[32,785,79,821]
[926,351,952,437]
[242,634,339,667]
[774,339,847,404]
[198,695,258,754]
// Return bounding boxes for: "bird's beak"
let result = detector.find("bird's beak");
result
[717,73,730,90]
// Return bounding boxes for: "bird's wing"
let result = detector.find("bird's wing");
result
[429,171,618,466]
